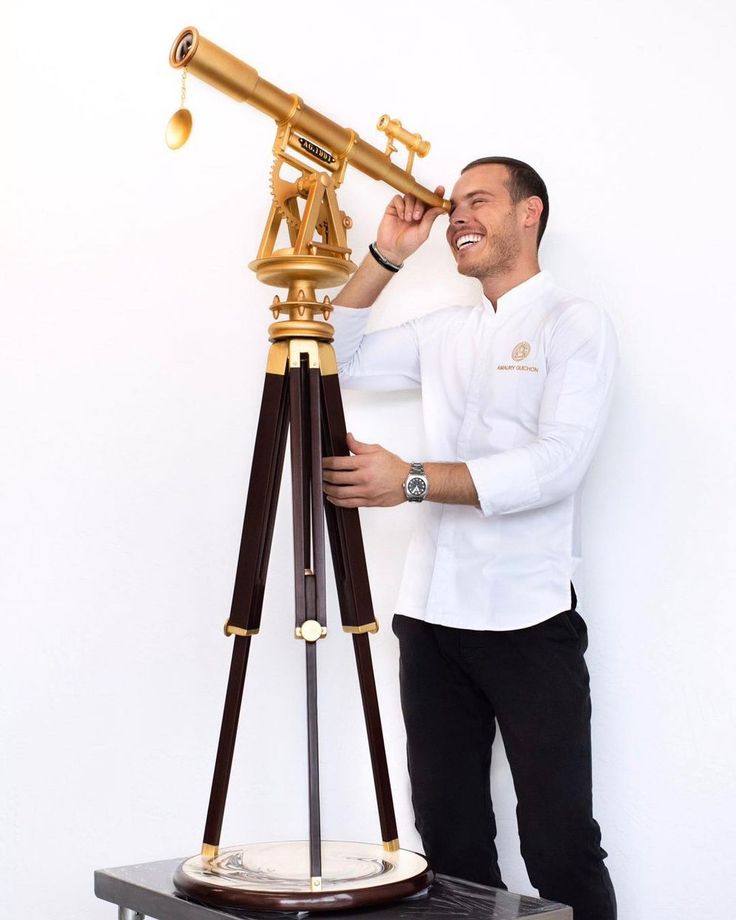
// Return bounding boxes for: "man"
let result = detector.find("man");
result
[322,157,617,920]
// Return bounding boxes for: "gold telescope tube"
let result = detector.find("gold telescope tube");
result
[170,28,450,213]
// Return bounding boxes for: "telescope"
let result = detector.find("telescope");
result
[168,27,450,331]
[165,27,442,914]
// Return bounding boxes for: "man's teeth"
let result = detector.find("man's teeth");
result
[457,234,482,249]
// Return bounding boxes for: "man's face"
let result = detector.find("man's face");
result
[446,165,525,279]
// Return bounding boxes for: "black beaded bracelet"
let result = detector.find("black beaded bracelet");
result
[369,242,403,273]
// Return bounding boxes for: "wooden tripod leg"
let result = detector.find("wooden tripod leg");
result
[289,355,323,885]
[319,368,399,850]
[201,361,290,857]
[201,635,251,858]
[228,346,291,634]
[319,371,376,632]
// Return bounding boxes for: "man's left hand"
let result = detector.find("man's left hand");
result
[322,433,408,508]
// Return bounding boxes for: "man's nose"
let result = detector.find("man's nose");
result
[450,211,467,226]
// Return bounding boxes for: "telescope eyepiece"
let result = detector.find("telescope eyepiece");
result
[171,28,197,67]
[176,33,194,62]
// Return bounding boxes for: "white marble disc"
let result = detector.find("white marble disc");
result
[179,840,430,893]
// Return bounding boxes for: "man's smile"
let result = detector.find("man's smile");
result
[451,230,486,253]
[456,233,483,250]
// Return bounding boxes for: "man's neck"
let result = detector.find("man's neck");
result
[481,260,541,312]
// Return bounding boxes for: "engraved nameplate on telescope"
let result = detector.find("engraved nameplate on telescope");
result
[297,136,336,164]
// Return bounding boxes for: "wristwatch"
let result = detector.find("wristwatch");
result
[404,462,429,503]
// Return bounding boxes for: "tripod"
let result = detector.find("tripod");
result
[173,325,432,911]
[162,61,443,902]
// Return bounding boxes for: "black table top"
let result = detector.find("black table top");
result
[94,858,572,920]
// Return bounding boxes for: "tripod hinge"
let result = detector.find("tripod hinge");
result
[295,619,327,642]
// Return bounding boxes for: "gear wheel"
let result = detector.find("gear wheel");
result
[269,158,303,229]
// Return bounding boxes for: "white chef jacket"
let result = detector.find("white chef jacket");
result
[330,269,618,630]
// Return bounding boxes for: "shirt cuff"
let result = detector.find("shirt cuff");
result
[465,451,541,517]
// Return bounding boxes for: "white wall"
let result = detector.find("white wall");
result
[2,2,735,918]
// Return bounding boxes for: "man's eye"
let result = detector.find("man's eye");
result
[472,198,486,206]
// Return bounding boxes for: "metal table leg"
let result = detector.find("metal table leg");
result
[118,907,145,920]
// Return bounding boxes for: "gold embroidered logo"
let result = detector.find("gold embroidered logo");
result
[512,341,531,362]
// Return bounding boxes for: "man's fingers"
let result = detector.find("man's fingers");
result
[419,185,447,228]
[388,188,444,225]
[326,496,364,508]
[388,194,405,220]
[322,469,364,485]
[322,454,360,470]
[323,483,368,500]
[346,432,379,452]
[322,483,366,498]
[420,206,445,232]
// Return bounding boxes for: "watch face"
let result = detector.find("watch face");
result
[407,477,427,498]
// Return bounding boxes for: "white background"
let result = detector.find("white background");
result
[2,1,735,918]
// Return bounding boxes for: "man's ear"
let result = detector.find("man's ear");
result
[522,196,544,233]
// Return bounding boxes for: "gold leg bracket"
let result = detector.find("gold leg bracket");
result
[266,338,337,376]
[310,876,322,891]
[266,341,289,376]
[383,838,400,852]
[343,620,379,634]
[295,619,327,642]
[224,621,260,638]
[201,843,219,860]
[289,339,320,369]
[318,342,338,376]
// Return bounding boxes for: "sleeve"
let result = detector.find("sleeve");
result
[465,301,619,516]
[329,304,421,391]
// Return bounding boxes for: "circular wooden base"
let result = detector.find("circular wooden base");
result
[173,840,433,912]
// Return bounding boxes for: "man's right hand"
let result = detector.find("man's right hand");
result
[333,184,446,310]
[376,185,446,265]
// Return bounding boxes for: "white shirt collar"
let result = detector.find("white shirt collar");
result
[481,269,553,315]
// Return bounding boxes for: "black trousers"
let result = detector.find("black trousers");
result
[392,591,616,920]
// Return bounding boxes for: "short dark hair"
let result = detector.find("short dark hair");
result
[461,156,549,246]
